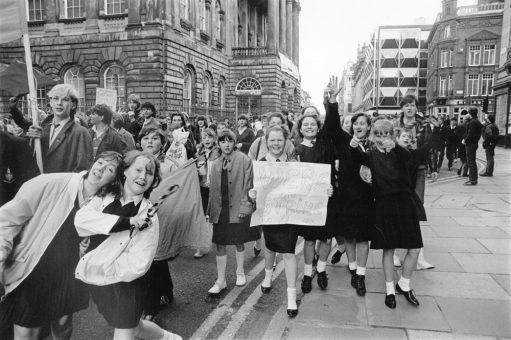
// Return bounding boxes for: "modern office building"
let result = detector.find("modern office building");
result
[427,0,505,120]
[0,0,302,120]
[351,25,431,115]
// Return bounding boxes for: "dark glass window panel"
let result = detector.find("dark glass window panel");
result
[381,59,398,68]
[381,39,399,49]
[380,78,398,87]
[400,78,418,87]
[380,97,397,106]
[419,60,428,68]
[401,58,418,67]
[401,39,418,48]
[419,78,427,87]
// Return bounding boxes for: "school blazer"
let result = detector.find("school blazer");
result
[207,150,254,224]
[74,195,159,285]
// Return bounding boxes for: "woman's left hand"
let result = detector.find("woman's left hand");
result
[327,185,334,197]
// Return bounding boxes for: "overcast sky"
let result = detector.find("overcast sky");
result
[299,0,445,112]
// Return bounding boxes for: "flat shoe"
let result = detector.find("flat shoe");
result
[463,181,477,186]
[385,294,396,309]
[208,281,227,295]
[287,309,298,317]
[330,250,344,264]
[236,273,246,286]
[194,252,204,259]
[261,285,272,294]
[396,284,420,306]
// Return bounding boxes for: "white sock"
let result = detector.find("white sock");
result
[262,268,272,287]
[161,331,182,340]
[304,264,313,277]
[348,262,357,271]
[216,255,227,284]
[235,250,245,275]
[398,276,411,291]
[287,288,297,310]
[317,260,326,273]
[356,266,366,276]
[386,281,395,295]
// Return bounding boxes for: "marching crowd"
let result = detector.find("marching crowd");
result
[0,75,500,340]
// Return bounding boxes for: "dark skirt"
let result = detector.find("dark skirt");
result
[90,276,146,329]
[0,201,88,328]
[200,186,209,215]
[296,195,338,241]
[143,260,173,315]
[212,205,260,245]
[337,195,374,242]
[371,192,423,250]
[262,225,298,254]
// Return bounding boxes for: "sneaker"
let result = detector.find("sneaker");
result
[236,273,246,286]
[355,275,366,296]
[301,275,312,294]
[317,271,328,290]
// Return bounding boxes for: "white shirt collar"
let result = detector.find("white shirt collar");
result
[301,138,316,147]
[120,195,144,207]
[265,153,287,162]
[52,116,70,127]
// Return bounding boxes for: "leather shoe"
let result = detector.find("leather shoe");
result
[287,308,298,318]
[317,271,328,290]
[385,294,396,309]
[301,275,312,294]
[396,284,420,306]
[208,281,227,295]
[261,285,272,294]
[480,173,492,177]
[350,272,357,288]
[463,181,477,186]
[330,250,344,264]
[355,275,366,296]
[253,246,261,257]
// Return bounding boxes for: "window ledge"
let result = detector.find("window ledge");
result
[216,39,225,49]
[59,17,87,24]
[28,20,46,26]
[180,18,192,31]
[200,30,210,42]
[99,13,128,20]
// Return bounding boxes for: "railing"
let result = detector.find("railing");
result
[232,47,267,58]
[457,2,505,16]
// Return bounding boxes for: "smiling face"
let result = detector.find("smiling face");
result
[219,138,235,155]
[140,131,163,155]
[87,157,119,188]
[267,130,286,158]
[49,90,75,120]
[300,116,319,140]
[123,156,155,197]
[352,116,369,139]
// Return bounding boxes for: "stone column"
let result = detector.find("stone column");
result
[286,0,293,57]
[292,2,300,65]
[279,0,286,54]
[249,5,257,47]
[239,0,248,46]
[267,0,277,54]
[257,11,264,46]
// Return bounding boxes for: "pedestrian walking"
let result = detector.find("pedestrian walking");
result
[350,119,424,310]
[0,151,123,340]
[463,107,483,185]
[207,129,259,295]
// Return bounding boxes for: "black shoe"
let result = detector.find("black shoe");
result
[480,173,492,177]
[312,253,319,268]
[350,272,357,288]
[385,294,396,309]
[396,284,420,306]
[462,174,469,177]
[317,271,328,290]
[330,250,344,264]
[355,275,366,296]
[261,285,272,294]
[457,169,461,175]
[301,275,312,294]
[287,308,298,318]
[463,181,477,186]
[254,246,261,257]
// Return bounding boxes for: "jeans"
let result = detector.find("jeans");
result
[485,145,495,175]
[465,143,478,182]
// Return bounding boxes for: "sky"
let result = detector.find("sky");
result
[299,0,444,111]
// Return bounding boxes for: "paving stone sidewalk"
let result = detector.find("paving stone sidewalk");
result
[286,146,511,340]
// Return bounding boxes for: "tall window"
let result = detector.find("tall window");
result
[37,87,47,111]
[215,1,222,40]
[449,49,453,67]
[183,69,194,113]
[63,66,85,111]
[105,0,126,15]
[468,45,481,66]
[218,81,225,109]
[467,74,479,96]
[202,75,211,106]
[443,25,451,39]
[180,0,190,21]
[439,76,447,97]
[65,0,85,19]
[27,0,45,21]
[481,73,494,96]
[448,74,453,95]
[104,65,126,109]
[440,50,449,68]
[483,44,496,65]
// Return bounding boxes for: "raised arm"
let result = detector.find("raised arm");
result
[323,76,351,146]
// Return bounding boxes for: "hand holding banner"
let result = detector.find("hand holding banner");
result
[250,161,331,227]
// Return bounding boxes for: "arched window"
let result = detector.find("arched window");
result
[104,64,126,110]
[183,67,195,115]
[218,80,225,109]
[203,74,211,107]
[235,77,262,94]
[63,65,85,111]
[235,77,262,118]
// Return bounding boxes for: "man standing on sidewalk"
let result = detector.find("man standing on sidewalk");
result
[481,114,499,177]
[463,107,483,185]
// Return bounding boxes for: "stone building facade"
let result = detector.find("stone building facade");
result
[427,0,505,120]
[0,0,302,121]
